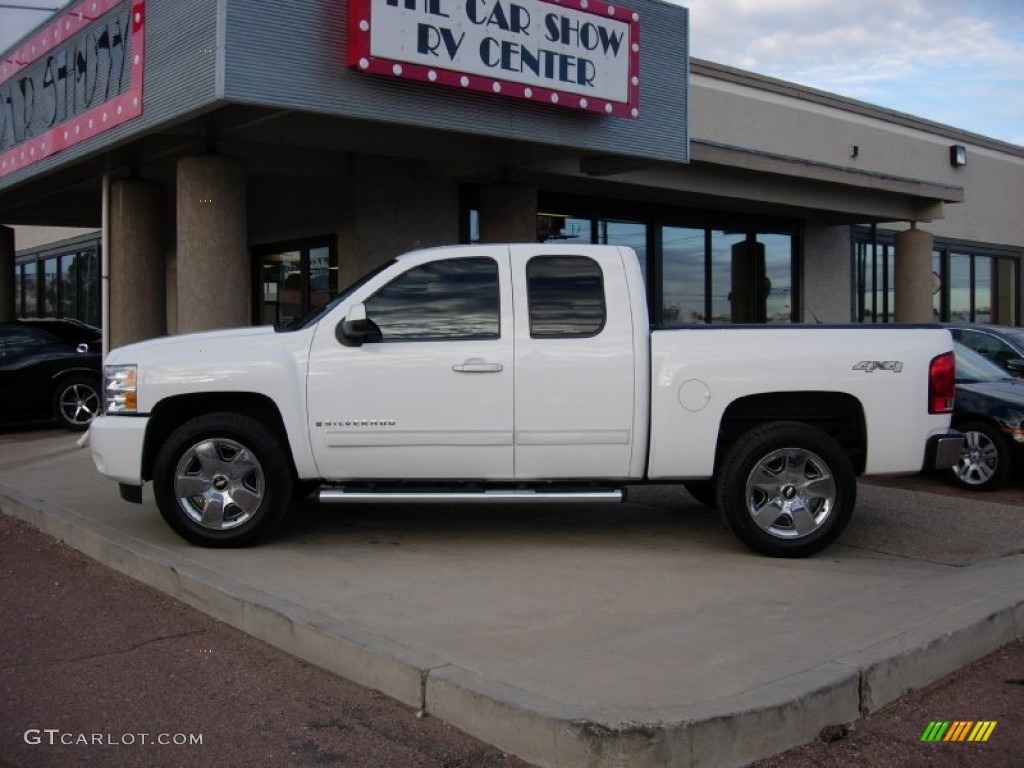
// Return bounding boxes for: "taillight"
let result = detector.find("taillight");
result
[929,352,956,414]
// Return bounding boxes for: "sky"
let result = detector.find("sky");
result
[2,0,1023,146]
[681,0,1024,146]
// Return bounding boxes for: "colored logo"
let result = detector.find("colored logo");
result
[920,721,997,742]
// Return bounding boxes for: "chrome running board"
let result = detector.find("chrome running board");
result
[318,488,624,504]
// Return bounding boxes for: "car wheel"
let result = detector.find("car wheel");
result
[717,421,855,557]
[948,421,1012,491]
[153,413,294,547]
[683,480,718,510]
[52,375,101,431]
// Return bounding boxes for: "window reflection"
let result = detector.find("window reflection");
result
[974,256,992,324]
[597,220,646,283]
[367,257,500,341]
[60,252,78,320]
[858,229,1019,326]
[950,253,971,322]
[81,250,100,327]
[467,203,798,326]
[856,240,895,323]
[527,256,605,338]
[710,231,746,323]
[43,258,59,317]
[762,234,794,324]
[254,239,337,327]
[662,227,705,324]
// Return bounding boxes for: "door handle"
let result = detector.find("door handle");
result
[452,358,504,373]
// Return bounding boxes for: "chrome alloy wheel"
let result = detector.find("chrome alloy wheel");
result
[744,447,837,539]
[953,429,999,486]
[173,438,265,530]
[59,382,100,427]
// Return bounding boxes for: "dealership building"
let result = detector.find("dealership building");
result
[2,0,1023,350]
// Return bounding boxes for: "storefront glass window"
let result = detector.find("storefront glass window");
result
[597,220,647,281]
[80,249,100,327]
[709,231,746,324]
[949,253,972,322]
[662,227,705,325]
[471,194,801,327]
[61,252,78,319]
[16,264,22,316]
[253,238,337,326]
[992,258,1018,325]
[21,262,37,315]
[974,256,992,323]
[536,215,591,244]
[762,234,794,324]
[856,240,895,323]
[259,250,302,327]
[43,258,59,316]
[309,246,337,315]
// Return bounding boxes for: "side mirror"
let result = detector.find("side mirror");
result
[336,303,374,347]
[1005,358,1024,375]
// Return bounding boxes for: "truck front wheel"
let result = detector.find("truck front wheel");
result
[153,413,294,547]
[716,422,855,557]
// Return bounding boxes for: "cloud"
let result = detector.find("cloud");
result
[680,0,1024,144]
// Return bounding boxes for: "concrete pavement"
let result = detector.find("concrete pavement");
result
[1,427,1022,768]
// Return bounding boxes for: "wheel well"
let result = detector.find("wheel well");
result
[717,392,867,475]
[48,368,100,400]
[141,393,292,482]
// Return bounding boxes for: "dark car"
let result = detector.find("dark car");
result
[0,319,102,431]
[948,342,1024,490]
[948,323,1024,376]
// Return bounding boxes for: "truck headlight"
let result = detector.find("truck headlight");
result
[104,365,138,413]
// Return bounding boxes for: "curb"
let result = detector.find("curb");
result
[3,483,1023,768]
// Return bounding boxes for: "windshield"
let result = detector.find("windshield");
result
[276,260,397,332]
[954,342,1015,384]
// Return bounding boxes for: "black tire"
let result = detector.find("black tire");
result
[683,480,718,510]
[51,375,101,431]
[948,421,1012,491]
[716,421,855,558]
[153,413,294,547]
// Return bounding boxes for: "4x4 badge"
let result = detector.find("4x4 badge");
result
[853,360,904,373]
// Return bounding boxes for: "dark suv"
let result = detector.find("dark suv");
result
[0,319,102,431]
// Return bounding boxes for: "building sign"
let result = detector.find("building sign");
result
[0,0,145,178]
[348,0,639,117]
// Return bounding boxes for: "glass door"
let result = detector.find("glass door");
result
[253,238,337,327]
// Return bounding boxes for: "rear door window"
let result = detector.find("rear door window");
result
[526,256,606,338]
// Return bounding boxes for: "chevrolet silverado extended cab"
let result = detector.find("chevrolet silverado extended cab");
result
[89,244,962,556]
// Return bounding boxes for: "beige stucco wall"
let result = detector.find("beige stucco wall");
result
[689,66,1024,250]
[13,226,99,251]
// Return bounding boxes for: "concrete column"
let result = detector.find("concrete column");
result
[894,225,934,323]
[0,226,14,322]
[478,183,537,243]
[176,154,248,333]
[803,223,852,323]
[109,179,165,348]
[730,240,767,323]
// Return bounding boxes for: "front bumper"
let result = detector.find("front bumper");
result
[923,430,965,471]
[89,414,150,485]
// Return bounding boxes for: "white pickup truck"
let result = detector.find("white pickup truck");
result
[89,243,962,557]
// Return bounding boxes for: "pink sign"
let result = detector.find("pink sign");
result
[0,0,146,178]
[349,0,640,118]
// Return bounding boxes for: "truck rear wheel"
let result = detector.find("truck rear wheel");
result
[153,413,293,547]
[716,421,855,557]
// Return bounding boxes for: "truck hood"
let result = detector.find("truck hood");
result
[105,326,278,365]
